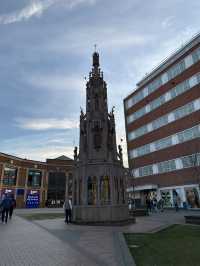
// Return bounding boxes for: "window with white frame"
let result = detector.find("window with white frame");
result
[157,159,176,173]
[134,125,148,138]
[192,47,200,63]
[139,165,153,177]
[177,125,200,143]
[181,154,196,168]
[167,60,185,80]
[170,80,190,98]
[150,94,165,111]
[148,77,162,94]
[152,115,168,130]
[155,136,172,150]
[137,145,151,157]
[174,102,195,120]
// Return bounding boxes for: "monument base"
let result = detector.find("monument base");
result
[72,205,131,225]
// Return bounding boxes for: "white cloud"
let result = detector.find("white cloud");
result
[16,117,79,130]
[27,74,85,93]
[0,0,97,24]
[161,16,174,29]
[46,28,152,55]
[0,1,50,24]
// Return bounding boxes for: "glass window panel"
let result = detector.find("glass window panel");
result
[192,48,200,63]
[3,166,17,186]
[158,160,176,173]
[150,95,165,111]
[167,60,185,80]
[170,80,190,98]
[174,102,194,120]
[137,145,151,157]
[155,136,172,150]
[148,77,162,94]
[152,115,168,130]
[182,155,196,168]
[27,170,42,187]
[139,165,153,177]
[134,107,146,120]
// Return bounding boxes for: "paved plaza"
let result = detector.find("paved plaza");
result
[0,209,199,266]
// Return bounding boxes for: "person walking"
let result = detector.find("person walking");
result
[64,197,72,224]
[9,196,16,219]
[146,195,151,214]
[174,195,181,212]
[0,194,12,224]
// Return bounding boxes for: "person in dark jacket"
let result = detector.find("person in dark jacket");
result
[9,197,16,219]
[63,197,72,224]
[0,195,12,223]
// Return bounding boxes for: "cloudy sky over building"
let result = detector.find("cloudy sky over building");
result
[0,0,200,165]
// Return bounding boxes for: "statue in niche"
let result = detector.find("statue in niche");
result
[74,146,78,161]
[118,145,123,162]
[80,107,84,119]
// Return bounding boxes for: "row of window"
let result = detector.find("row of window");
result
[125,47,200,110]
[1,166,43,187]
[130,124,200,159]
[133,153,200,178]
[128,98,200,141]
[127,73,200,124]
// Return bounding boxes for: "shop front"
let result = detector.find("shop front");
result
[132,184,158,208]
[159,184,200,209]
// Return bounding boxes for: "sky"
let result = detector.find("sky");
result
[0,0,200,166]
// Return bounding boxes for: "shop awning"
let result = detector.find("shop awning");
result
[134,184,158,191]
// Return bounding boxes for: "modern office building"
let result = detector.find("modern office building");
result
[0,153,73,208]
[124,33,200,208]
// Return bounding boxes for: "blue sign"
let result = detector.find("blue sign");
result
[26,191,40,208]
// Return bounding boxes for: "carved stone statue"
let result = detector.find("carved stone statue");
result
[74,146,78,161]
[118,145,123,162]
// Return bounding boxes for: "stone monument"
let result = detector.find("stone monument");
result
[72,51,129,223]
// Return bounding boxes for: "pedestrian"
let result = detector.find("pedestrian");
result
[0,194,12,224]
[153,197,158,212]
[174,195,181,212]
[158,198,164,212]
[146,195,151,214]
[9,196,16,219]
[63,197,72,224]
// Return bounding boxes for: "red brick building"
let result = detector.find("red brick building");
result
[124,33,200,208]
[0,153,73,208]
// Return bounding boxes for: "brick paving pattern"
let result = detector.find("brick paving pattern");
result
[0,209,199,266]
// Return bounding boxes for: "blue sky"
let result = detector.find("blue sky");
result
[0,0,200,165]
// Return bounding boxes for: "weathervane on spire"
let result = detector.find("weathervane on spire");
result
[94,44,97,52]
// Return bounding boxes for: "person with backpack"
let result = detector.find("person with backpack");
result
[0,194,12,224]
[63,197,72,224]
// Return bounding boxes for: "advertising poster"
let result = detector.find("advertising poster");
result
[26,190,40,208]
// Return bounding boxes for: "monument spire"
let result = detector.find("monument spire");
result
[72,52,129,224]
